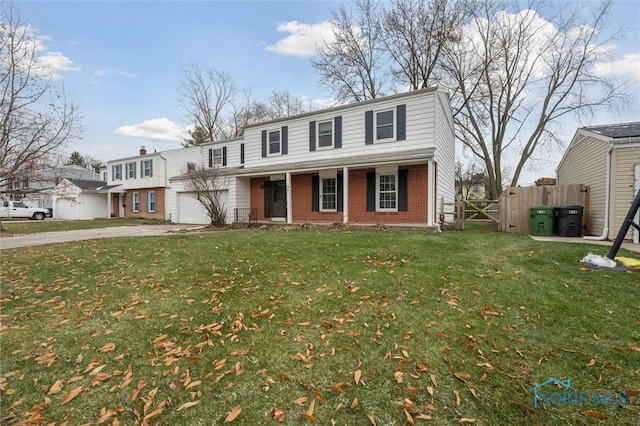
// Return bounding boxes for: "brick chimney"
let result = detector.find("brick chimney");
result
[140,146,147,155]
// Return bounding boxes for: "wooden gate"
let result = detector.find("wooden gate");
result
[499,184,588,234]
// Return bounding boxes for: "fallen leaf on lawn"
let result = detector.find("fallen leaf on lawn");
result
[417,413,433,420]
[469,387,480,401]
[404,409,415,426]
[47,379,64,395]
[586,358,596,366]
[270,408,286,422]
[458,418,475,423]
[350,397,358,409]
[333,401,344,415]
[60,385,83,405]
[367,413,377,425]
[99,343,115,352]
[306,399,316,416]
[454,372,471,381]
[394,371,404,383]
[427,386,434,398]
[582,410,608,420]
[224,405,242,423]
[454,390,460,406]
[313,390,327,403]
[176,400,200,412]
[293,396,309,405]
[629,343,640,352]
[429,374,437,387]
[299,413,318,423]
[354,370,362,386]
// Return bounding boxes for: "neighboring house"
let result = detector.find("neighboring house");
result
[52,179,109,220]
[557,121,640,243]
[1,165,100,213]
[106,88,456,227]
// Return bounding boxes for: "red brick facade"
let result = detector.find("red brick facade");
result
[250,163,430,224]
[125,187,165,220]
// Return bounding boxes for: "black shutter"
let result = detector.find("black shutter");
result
[208,149,213,168]
[397,104,406,141]
[240,143,245,164]
[311,176,319,212]
[261,130,267,158]
[222,147,227,166]
[334,116,342,149]
[366,171,376,211]
[398,169,408,211]
[281,126,288,155]
[309,121,316,152]
[263,181,271,218]
[365,110,374,145]
[337,173,343,212]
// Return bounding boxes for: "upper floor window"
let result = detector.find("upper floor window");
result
[102,171,108,181]
[112,165,122,181]
[212,148,223,166]
[126,162,136,179]
[187,162,196,173]
[268,130,281,155]
[376,109,394,141]
[318,120,333,148]
[141,159,153,178]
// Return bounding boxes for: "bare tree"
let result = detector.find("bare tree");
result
[178,63,237,144]
[0,2,82,190]
[455,158,488,200]
[181,164,229,226]
[312,0,388,103]
[441,0,631,198]
[381,0,466,90]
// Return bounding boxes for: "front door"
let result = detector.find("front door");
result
[271,180,287,219]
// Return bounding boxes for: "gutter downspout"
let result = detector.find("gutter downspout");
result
[583,144,612,241]
[159,154,169,222]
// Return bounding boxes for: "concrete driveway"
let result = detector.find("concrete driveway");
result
[0,225,204,250]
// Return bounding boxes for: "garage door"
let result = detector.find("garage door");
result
[176,191,228,224]
[55,198,76,220]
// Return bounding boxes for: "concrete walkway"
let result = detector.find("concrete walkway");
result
[530,235,640,254]
[0,225,204,250]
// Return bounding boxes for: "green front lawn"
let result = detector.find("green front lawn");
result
[1,227,638,425]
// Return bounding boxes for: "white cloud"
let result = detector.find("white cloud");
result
[265,21,335,57]
[114,118,190,143]
[90,69,137,84]
[593,53,640,82]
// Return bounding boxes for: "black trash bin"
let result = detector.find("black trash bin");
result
[554,205,583,237]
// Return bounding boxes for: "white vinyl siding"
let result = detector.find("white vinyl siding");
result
[610,146,640,240]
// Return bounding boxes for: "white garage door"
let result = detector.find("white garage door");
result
[54,198,76,220]
[176,191,228,224]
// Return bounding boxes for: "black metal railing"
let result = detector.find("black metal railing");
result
[234,208,257,223]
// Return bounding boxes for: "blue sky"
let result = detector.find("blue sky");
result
[12,0,640,185]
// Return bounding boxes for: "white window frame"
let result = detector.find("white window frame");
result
[147,191,157,213]
[320,177,337,211]
[212,148,223,166]
[112,165,122,181]
[375,109,395,142]
[376,173,398,212]
[141,159,152,177]
[132,192,140,212]
[317,120,334,149]
[126,162,136,179]
[268,129,281,155]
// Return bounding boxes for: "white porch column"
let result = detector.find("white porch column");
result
[342,167,349,224]
[106,192,112,218]
[427,159,435,226]
[286,172,293,224]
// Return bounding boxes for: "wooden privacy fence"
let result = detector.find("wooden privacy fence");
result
[499,184,588,234]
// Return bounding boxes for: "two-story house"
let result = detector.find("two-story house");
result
[106,88,455,227]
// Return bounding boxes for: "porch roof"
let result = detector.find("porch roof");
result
[169,147,435,181]
[97,184,126,193]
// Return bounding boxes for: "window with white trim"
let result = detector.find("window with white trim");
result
[141,159,153,177]
[321,177,337,211]
[212,148,223,166]
[376,109,394,141]
[377,174,397,211]
[147,191,157,212]
[126,162,136,179]
[268,130,281,155]
[318,120,333,148]
[112,165,122,181]
[132,192,140,212]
